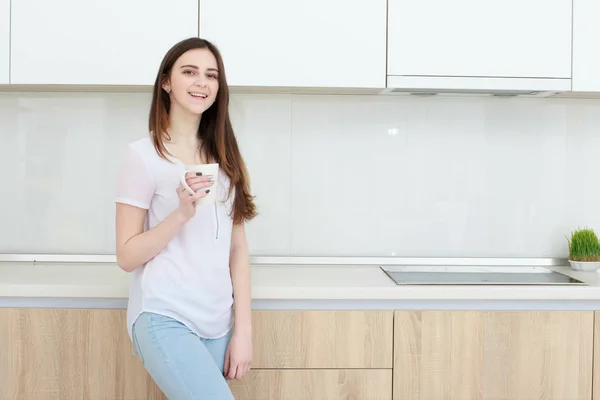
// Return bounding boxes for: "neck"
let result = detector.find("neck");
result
[167,102,202,147]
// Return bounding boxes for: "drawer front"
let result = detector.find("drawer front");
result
[229,369,392,400]
[251,310,393,368]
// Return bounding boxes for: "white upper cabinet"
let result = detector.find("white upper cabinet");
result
[573,0,600,91]
[199,0,387,88]
[0,0,9,84]
[11,0,199,85]
[387,0,573,92]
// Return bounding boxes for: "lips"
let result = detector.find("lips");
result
[189,92,208,99]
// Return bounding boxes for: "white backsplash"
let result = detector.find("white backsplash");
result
[1,91,600,258]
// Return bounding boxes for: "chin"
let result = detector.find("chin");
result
[185,103,215,116]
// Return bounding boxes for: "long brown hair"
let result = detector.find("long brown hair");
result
[149,38,257,224]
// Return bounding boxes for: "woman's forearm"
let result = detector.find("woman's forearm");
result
[117,207,188,272]
[230,224,252,334]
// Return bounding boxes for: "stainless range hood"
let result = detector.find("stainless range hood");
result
[381,75,571,98]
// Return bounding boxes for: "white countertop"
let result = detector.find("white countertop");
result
[1,261,600,301]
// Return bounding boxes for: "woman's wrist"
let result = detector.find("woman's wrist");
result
[233,321,252,336]
[172,207,192,225]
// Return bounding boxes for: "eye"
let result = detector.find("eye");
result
[183,69,195,75]
[207,73,218,79]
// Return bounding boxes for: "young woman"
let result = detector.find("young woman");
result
[114,37,257,399]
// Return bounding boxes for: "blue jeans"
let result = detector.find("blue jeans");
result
[132,311,235,400]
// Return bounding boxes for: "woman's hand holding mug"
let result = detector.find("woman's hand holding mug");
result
[176,163,220,221]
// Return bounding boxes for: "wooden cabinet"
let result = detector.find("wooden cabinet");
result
[251,310,393,368]
[233,310,394,399]
[0,308,392,400]
[2,308,598,399]
[199,0,387,89]
[229,369,392,400]
[393,310,594,400]
[0,0,8,84]
[387,0,573,91]
[594,312,600,400]
[10,0,198,85]
[573,0,600,92]
[0,308,163,400]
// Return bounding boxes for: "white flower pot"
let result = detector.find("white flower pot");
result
[568,260,600,272]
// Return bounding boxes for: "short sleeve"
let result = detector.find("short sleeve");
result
[115,145,155,210]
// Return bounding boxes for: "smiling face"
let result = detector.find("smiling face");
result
[161,48,220,116]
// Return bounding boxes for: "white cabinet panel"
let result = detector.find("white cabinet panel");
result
[0,0,8,84]
[200,0,386,88]
[11,0,198,85]
[387,0,572,80]
[573,0,600,91]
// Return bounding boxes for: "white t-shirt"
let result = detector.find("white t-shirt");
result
[115,137,234,345]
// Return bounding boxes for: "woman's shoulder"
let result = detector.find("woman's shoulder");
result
[126,136,154,153]
[123,135,163,163]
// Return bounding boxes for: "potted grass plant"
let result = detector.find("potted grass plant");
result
[567,228,600,272]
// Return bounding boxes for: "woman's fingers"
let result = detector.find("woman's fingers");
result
[238,364,250,379]
[192,190,209,201]
[227,364,238,380]
[239,364,249,379]
[184,176,214,193]
[185,175,213,184]
[178,184,205,204]
[223,349,230,378]
[184,173,214,185]
[184,171,214,178]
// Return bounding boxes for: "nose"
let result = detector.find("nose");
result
[194,76,208,87]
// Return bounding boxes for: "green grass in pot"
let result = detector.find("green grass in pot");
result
[567,228,600,262]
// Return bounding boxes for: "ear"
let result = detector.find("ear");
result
[161,75,171,93]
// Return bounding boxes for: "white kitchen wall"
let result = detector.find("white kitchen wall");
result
[1,91,599,258]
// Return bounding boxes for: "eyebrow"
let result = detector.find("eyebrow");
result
[180,65,219,72]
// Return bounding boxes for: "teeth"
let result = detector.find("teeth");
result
[190,93,207,98]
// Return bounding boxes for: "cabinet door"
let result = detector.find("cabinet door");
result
[251,310,393,368]
[199,0,387,88]
[573,0,600,91]
[11,0,198,85]
[394,311,593,400]
[230,369,392,400]
[0,308,164,399]
[594,312,600,400]
[0,0,8,84]
[387,0,572,80]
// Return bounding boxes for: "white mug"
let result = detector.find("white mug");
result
[180,163,219,206]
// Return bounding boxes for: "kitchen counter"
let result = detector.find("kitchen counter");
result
[2,261,600,310]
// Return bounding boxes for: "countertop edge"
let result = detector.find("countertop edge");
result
[4,285,600,301]
[2,262,600,302]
